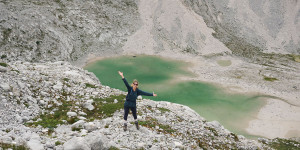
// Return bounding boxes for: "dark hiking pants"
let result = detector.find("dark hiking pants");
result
[124,106,137,121]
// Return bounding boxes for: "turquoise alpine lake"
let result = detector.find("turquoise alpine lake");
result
[84,55,265,138]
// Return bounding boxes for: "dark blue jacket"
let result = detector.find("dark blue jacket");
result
[122,78,153,107]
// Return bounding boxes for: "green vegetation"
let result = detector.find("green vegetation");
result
[1,55,7,59]
[137,116,176,134]
[55,141,62,146]
[72,126,83,131]
[158,107,170,113]
[85,83,97,88]
[63,78,70,82]
[0,62,8,67]
[264,76,278,82]
[293,55,300,63]
[266,138,300,150]
[25,94,126,129]
[0,142,28,150]
[108,146,120,150]
[86,95,126,120]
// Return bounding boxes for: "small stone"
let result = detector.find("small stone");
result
[0,83,10,92]
[79,112,87,116]
[0,66,8,72]
[174,141,183,148]
[114,99,118,103]
[78,116,86,120]
[67,112,77,117]
[83,103,94,111]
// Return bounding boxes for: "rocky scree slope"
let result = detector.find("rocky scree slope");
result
[0,0,141,63]
[183,0,300,57]
[2,61,299,149]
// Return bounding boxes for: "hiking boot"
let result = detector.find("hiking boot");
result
[135,121,139,130]
[123,123,127,131]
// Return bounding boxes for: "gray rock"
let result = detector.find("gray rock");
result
[63,137,90,150]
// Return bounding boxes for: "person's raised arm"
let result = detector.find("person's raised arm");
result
[118,71,130,90]
[137,89,157,96]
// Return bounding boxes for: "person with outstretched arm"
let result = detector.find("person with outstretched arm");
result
[118,71,157,131]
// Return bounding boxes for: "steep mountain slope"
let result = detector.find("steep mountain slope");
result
[184,0,300,56]
[0,0,140,63]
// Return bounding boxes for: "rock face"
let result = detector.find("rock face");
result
[0,0,141,63]
[183,0,300,56]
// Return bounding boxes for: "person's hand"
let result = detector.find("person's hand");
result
[153,92,157,96]
[118,71,124,78]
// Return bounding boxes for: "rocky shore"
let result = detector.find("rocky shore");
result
[1,61,299,149]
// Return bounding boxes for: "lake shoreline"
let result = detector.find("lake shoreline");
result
[82,53,300,139]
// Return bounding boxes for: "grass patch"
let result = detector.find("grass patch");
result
[25,97,79,129]
[108,146,120,150]
[72,126,83,131]
[63,78,70,82]
[158,107,170,113]
[1,55,7,59]
[55,141,62,146]
[137,116,176,134]
[0,142,28,150]
[293,55,300,63]
[85,83,96,88]
[264,76,278,82]
[0,62,8,67]
[25,90,125,133]
[267,138,300,150]
[85,95,126,120]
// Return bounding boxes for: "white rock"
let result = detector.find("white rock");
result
[67,112,77,117]
[174,141,183,148]
[53,81,63,90]
[27,139,44,150]
[78,116,86,120]
[114,99,118,103]
[0,83,10,92]
[72,120,85,128]
[63,137,90,150]
[84,122,97,132]
[83,102,94,111]
[84,133,106,150]
[0,66,7,72]
[207,120,222,129]
[137,142,146,148]
[79,112,87,116]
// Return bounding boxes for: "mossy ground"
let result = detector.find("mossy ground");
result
[0,62,8,67]
[133,116,176,134]
[265,138,300,150]
[25,94,126,132]
[0,142,28,150]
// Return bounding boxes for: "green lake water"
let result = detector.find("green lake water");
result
[84,55,264,138]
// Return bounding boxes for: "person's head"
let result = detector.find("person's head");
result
[131,79,139,88]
